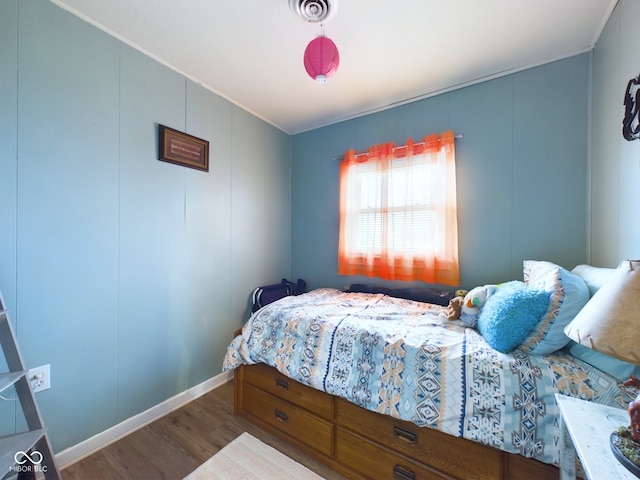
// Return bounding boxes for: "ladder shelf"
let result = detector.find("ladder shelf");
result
[0,292,60,478]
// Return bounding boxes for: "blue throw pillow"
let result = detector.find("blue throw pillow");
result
[477,281,550,353]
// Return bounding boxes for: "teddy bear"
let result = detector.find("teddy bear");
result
[443,296,464,321]
[438,290,466,325]
[458,285,497,328]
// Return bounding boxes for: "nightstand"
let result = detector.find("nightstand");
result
[556,393,636,479]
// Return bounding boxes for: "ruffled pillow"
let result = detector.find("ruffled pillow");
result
[519,260,590,355]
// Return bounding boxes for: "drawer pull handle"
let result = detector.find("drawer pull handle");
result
[393,465,416,480]
[275,378,289,390]
[274,409,289,423]
[393,425,418,444]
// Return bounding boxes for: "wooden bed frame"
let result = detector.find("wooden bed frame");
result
[234,363,559,480]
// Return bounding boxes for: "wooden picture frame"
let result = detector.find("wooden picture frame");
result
[158,125,209,171]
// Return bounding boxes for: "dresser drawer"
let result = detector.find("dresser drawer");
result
[242,383,333,457]
[336,427,449,480]
[504,453,558,480]
[336,398,501,480]
[242,363,333,419]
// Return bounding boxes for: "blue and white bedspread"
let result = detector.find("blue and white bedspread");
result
[223,288,629,466]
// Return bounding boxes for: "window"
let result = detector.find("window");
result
[338,131,459,286]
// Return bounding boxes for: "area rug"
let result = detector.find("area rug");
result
[183,432,326,480]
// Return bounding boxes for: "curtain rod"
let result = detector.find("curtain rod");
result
[333,133,463,161]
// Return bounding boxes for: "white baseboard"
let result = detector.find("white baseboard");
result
[55,370,234,470]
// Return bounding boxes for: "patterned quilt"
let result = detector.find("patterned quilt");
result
[223,288,629,466]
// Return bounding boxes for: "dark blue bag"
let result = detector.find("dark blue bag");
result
[251,278,306,313]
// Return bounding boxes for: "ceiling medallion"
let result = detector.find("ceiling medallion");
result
[289,0,337,23]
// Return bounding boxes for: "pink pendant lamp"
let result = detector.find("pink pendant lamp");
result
[289,0,340,84]
[303,35,340,84]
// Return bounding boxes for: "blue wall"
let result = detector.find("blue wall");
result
[291,55,590,291]
[590,0,640,266]
[0,0,290,452]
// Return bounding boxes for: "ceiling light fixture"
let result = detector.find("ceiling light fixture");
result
[290,0,340,84]
[303,34,340,84]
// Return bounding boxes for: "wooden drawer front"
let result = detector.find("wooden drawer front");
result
[243,383,333,457]
[504,453,558,480]
[336,398,501,480]
[336,427,449,480]
[242,363,333,419]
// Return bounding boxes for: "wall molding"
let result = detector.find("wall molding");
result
[55,370,233,469]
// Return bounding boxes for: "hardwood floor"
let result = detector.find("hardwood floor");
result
[62,381,348,480]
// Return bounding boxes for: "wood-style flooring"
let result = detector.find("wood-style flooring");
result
[61,381,348,480]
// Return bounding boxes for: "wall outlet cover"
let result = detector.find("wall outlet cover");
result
[28,364,50,393]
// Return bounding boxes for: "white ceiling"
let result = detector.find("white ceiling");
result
[51,0,617,135]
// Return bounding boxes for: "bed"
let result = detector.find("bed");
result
[223,261,635,480]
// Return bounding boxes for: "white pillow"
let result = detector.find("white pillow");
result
[571,264,616,297]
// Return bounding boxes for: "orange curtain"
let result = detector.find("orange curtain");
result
[338,130,459,286]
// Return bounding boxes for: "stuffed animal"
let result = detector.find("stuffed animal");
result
[455,289,468,299]
[438,296,463,324]
[459,285,498,328]
[444,296,464,320]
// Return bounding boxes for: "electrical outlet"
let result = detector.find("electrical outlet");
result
[28,364,50,393]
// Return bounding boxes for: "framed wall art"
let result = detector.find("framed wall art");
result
[158,124,209,171]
